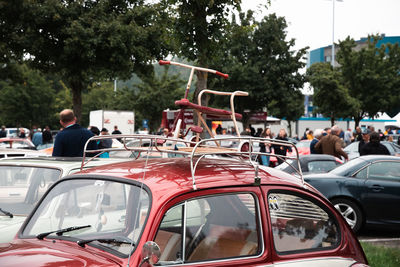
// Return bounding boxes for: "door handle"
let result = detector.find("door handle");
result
[368,184,384,191]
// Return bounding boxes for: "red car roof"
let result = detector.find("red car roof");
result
[77,158,315,199]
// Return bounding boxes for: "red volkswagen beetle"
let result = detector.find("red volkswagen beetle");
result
[0,135,368,267]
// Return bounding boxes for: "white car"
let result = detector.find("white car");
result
[0,156,128,243]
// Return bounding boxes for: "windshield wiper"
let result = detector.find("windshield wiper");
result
[77,236,134,247]
[0,208,13,218]
[36,224,91,240]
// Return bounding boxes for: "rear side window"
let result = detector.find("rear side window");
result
[268,192,340,254]
[154,193,261,265]
[307,161,338,173]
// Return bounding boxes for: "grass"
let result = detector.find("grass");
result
[361,242,400,267]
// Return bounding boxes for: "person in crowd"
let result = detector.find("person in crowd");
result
[255,128,263,137]
[42,126,53,144]
[358,128,370,152]
[215,124,223,135]
[310,129,324,154]
[301,128,309,140]
[32,128,43,147]
[323,127,331,136]
[272,129,292,165]
[306,130,314,140]
[241,127,252,136]
[353,126,363,142]
[18,128,26,138]
[344,128,353,146]
[259,128,273,166]
[162,127,171,137]
[100,128,113,149]
[314,125,348,161]
[112,125,122,135]
[0,125,6,138]
[249,124,256,136]
[52,109,97,157]
[360,132,390,156]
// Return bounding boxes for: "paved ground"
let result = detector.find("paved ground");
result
[358,228,400,249]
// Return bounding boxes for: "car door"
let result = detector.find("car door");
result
[360,160,400,224]
[260,186,356,267]
[152,187,268,266]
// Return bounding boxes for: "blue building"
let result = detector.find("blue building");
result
[307,35,400,68]
[304,35,400,118]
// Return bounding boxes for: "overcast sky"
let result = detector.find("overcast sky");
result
[242,0,400,52]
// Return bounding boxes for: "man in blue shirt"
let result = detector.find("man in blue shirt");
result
[52,109,97,157]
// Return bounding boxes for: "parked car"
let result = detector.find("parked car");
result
[344,140,400,160]
[0,138,35,149]
[0,148,46,159]
[0,156,128,243]
[293,140,312,155]
[0,136,368,266]
[276,154,343,175]
[304,155,400,233]
[4,128,30,138]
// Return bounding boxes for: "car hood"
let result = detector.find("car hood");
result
[0,239,122,266]
[0,215,26,243]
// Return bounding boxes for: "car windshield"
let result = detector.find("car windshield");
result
[329,157,366,176]
[21,178,150,256]
[0,166,61,215]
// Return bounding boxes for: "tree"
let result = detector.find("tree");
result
[167,0,242,104]
[306,62,357,126]
[336,35,396,126]
[210,11,307,128]
[132,68,185,132]
[0,0,172,122]
[0,64,57,127]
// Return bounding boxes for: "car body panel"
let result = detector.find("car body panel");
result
[0,239,123,266]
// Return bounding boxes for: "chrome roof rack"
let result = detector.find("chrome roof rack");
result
[82,134,303,190]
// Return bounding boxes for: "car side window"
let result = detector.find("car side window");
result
[366,161,400,180]
[268,192,340,253]
[154,193,260,265]
[307,161,338,173]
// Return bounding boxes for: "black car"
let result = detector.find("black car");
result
[275,154,342,175]
[304,155,400,232]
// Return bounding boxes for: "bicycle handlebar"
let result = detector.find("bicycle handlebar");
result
[159,60,170,65]
[158,60,228,79]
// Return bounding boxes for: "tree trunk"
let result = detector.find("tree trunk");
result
[70,81,83,124]
[354,117,361,128]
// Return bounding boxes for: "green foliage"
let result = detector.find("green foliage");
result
[306,62,358,125]
[166,0,243,104]
[0,64,57,128]
[211,11,307,124]
[133,68,185,131]
[336,35,400,125]
[1,0,172,121]
[361,242,400,267]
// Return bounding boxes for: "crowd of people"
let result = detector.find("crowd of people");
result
[3,110,398,163]
[305,125,393,161]
[0,109,125,158]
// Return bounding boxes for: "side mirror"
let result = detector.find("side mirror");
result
[139,241,161,267]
